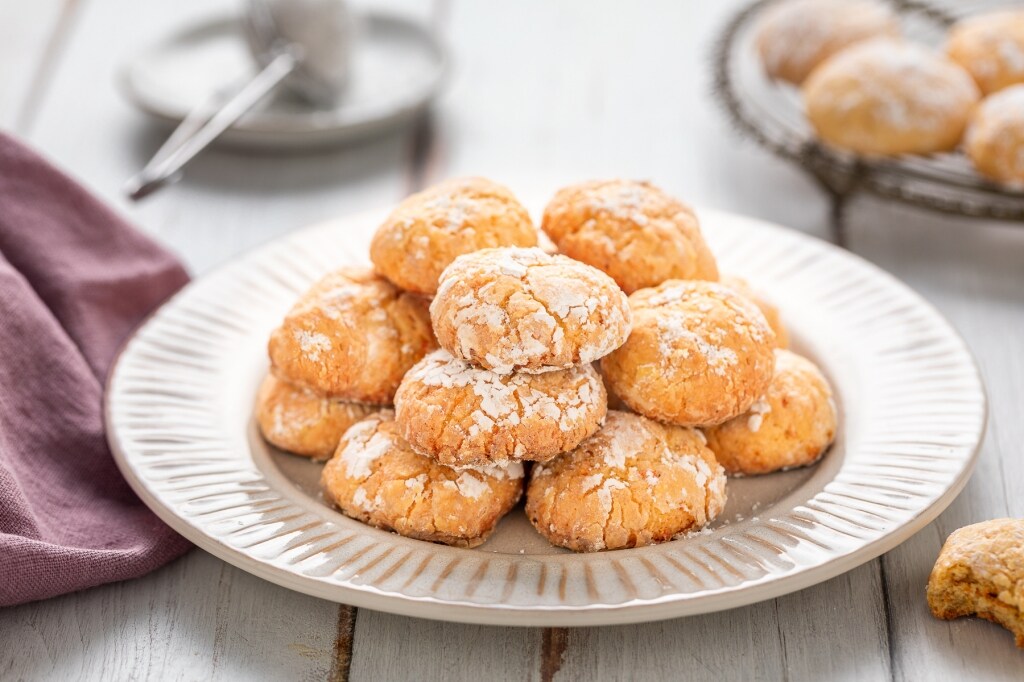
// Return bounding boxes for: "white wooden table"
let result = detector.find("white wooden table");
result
[1,1,1021,679]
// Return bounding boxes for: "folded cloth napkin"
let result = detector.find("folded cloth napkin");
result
[0,132,192,606]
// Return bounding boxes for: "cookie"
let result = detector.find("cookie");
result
[703,350,836,475]
[755,0,900,85]
[601,280,776,427]
[526,411,727,552]
[430,247,632,373]
[255,375,380,460]
[965,85,1024,186]
[927,519,1024,648]
[720,274,789,349]
[540,180,718,294]
[369,177,538,295]
[267,267,436,404]
[394,349,607,466]
[947,10,1024,96]
[803,40,980,156]
[321,411,523,548]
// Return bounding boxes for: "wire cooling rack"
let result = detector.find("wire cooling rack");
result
[712,0,1024,239]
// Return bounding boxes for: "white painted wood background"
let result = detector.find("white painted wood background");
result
[1,1,1021,680]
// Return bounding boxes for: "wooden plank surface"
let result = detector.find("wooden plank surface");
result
[848,200,1024,680]
[1,0,1023,680]
[0,0,66,130]
[0,0,412,680]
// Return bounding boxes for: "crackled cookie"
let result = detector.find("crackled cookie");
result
[601,280,776,427]
[540,180,718,294]
[704,350,836,475]
[947,10,1024,96]
[256,375,380,460]
[394,350,607,466]
[966,85,1024,186]
[369,177,537,295]
[720,274,789,349]
[756,0,900,85]
[268,267,436,404]
[321,411,524,548]
[803,40,980,156]
[526,411,727,552]
[431,247,631,373]
[927,519,1024,648]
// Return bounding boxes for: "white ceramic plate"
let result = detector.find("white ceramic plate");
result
[105,207,986,626]
[118,11,446,150]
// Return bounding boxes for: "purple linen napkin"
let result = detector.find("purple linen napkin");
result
[0,132,192,606]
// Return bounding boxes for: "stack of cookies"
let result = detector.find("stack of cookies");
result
[259,176,838,553]
[757,0,1024,186]
[256,267,435,460]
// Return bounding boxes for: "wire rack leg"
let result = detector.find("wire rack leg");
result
[828,190,850,249]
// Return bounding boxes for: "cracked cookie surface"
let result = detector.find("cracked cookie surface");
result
[394,349,607,466]
[965,85,1024,186]
[256,375,380,460]
[719,274,789,349]
[369,177,537,295]
[803,39,980,156]
[268,267,436,404]
[526,411,727,552]
[946,10,1024,96]
[321,411,524,548]
[602,280,776,427]
[755,0,899,85]
[540,180,718,294]
[431,247,631,373]
[704,350,836,475]
[927,519,1024,648]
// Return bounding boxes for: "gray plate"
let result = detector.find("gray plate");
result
[119,11,446,150]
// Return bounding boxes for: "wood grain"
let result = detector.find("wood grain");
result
[1,0,1023,680]
[847,199,1024,680]
[0,0,65,129]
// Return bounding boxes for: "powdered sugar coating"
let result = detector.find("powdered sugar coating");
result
[526,411,728,552]
[927,519,1024,647]
[704,350,837,475]
[803,39,980,156]
[602,280,776,427]
[321,411,523,548]
[431,247,632,373]
[394,349,608,466]
[369,177,537,295]
[541,180,718,294]
[255,375,380,460]
[947,10,1024,95]
[966,84,1024,186]
[756,0,900,85]
[719,274,789,349]
[268,267,436,403]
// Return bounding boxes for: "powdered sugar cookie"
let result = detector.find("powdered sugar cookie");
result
[430,247,631,374]
[540,180,718,294]
[803,40,979,156]
[369,177,537,295]
[704,350,836,475]
[601,280,776,427]
[268,267,436,404]
[947,10,1024,96]
[966,85,1024,186]
[756,0,899,85]
[927,519,1024,648]
[720,274,789,349]
[256,375,380,460]
[321,411,523,548]
[526,411,727,552]
[394,350,607,466]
